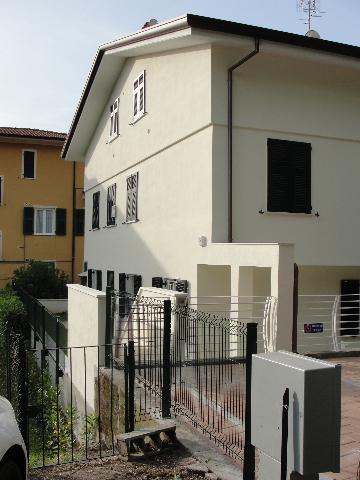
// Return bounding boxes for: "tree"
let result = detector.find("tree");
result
[11,261,68,299]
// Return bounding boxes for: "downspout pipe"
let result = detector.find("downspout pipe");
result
[228,38,260,243]
[71,162,76,283]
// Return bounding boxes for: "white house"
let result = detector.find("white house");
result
[63,14,360,352]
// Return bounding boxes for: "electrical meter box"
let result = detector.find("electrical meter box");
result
[251,351,341,477]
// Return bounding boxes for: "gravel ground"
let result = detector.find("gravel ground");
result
[29,448,205,480]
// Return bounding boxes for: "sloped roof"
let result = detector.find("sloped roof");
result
[62,13,360,161]
[0,127,67,141]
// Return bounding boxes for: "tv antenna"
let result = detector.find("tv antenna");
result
[297,0,325,32]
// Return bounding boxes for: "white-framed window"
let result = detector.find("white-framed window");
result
[34,207,56,235]
[109,98,119,140]
[133,71,145,122]
[0,176,3,205]
[22,150,37,179]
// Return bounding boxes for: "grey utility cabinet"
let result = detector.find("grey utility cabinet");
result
[251,351,341,479]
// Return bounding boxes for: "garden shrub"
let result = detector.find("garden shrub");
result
[12,260,69,299]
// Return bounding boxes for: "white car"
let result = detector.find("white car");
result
[0,396,27,479]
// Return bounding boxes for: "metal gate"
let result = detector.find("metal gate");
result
[110,290,257,478]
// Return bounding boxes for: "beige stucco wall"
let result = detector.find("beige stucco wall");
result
[211,45,360,267]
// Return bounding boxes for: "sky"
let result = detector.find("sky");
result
[0,0,359,133]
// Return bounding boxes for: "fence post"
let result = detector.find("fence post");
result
[243,322,257,480]
[41,305,46,348]
[5,323,11,402]
[128,340,135,432]
[105,286,113,368]
[162,300,172,419]
[18,332,28,450]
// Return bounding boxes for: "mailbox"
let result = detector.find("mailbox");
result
[251,351,341,479]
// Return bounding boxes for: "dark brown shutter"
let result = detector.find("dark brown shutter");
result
[56,208,67,235]
[96,270,102,291]
[23,207,34,235]
[267,139,311,213]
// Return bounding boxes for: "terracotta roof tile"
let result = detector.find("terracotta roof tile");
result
[0,127,67,141]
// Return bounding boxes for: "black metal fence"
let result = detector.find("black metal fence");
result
[108,290,257,478]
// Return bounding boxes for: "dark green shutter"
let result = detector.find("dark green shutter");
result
[88,269,93,288]
[23,151,35,178]
[74,209,85,236]
[134,275,142,295]
[119,273,126,293]
[152,277,163,288]
[56,208,67,235]
[96,270,102,291]
[23,207,34,235]
[107,271,114,289]
[267,139,311,213]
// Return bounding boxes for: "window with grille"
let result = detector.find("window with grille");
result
[92,192,100,229]
[133,71,145,122]
[22,150,36,179]
[109,98,119,140]
[126,173,138,222]
[267,139,312,214]
[107,184,116,226]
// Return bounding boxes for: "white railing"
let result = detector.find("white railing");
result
[188,296,278,353]
[297,294,360,354]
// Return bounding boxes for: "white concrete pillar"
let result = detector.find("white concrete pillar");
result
[271,245,295,351]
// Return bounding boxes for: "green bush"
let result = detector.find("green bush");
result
[12,260,68,299]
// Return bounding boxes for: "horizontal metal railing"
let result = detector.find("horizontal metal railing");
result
[297,294,360,354]
[188,296,277,353]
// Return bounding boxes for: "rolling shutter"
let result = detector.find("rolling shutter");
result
[23,207,34,235]
[56,208,67,235]
[267,139,311,214]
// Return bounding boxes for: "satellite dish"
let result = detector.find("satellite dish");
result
[306,29,321,38]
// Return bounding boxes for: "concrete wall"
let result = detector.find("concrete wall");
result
[211,45,360,267]
[65,284,106,414]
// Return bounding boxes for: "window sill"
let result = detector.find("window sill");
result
[22,177,36,180]
[107,134,120,144]
[258,209,319,217]
[89,227,100,231]
[34,233,56,236]
[103,224,117,229]
[129,112,147,126]
[122,219,139,225]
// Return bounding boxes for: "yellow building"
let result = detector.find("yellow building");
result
[0,127,84,288]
